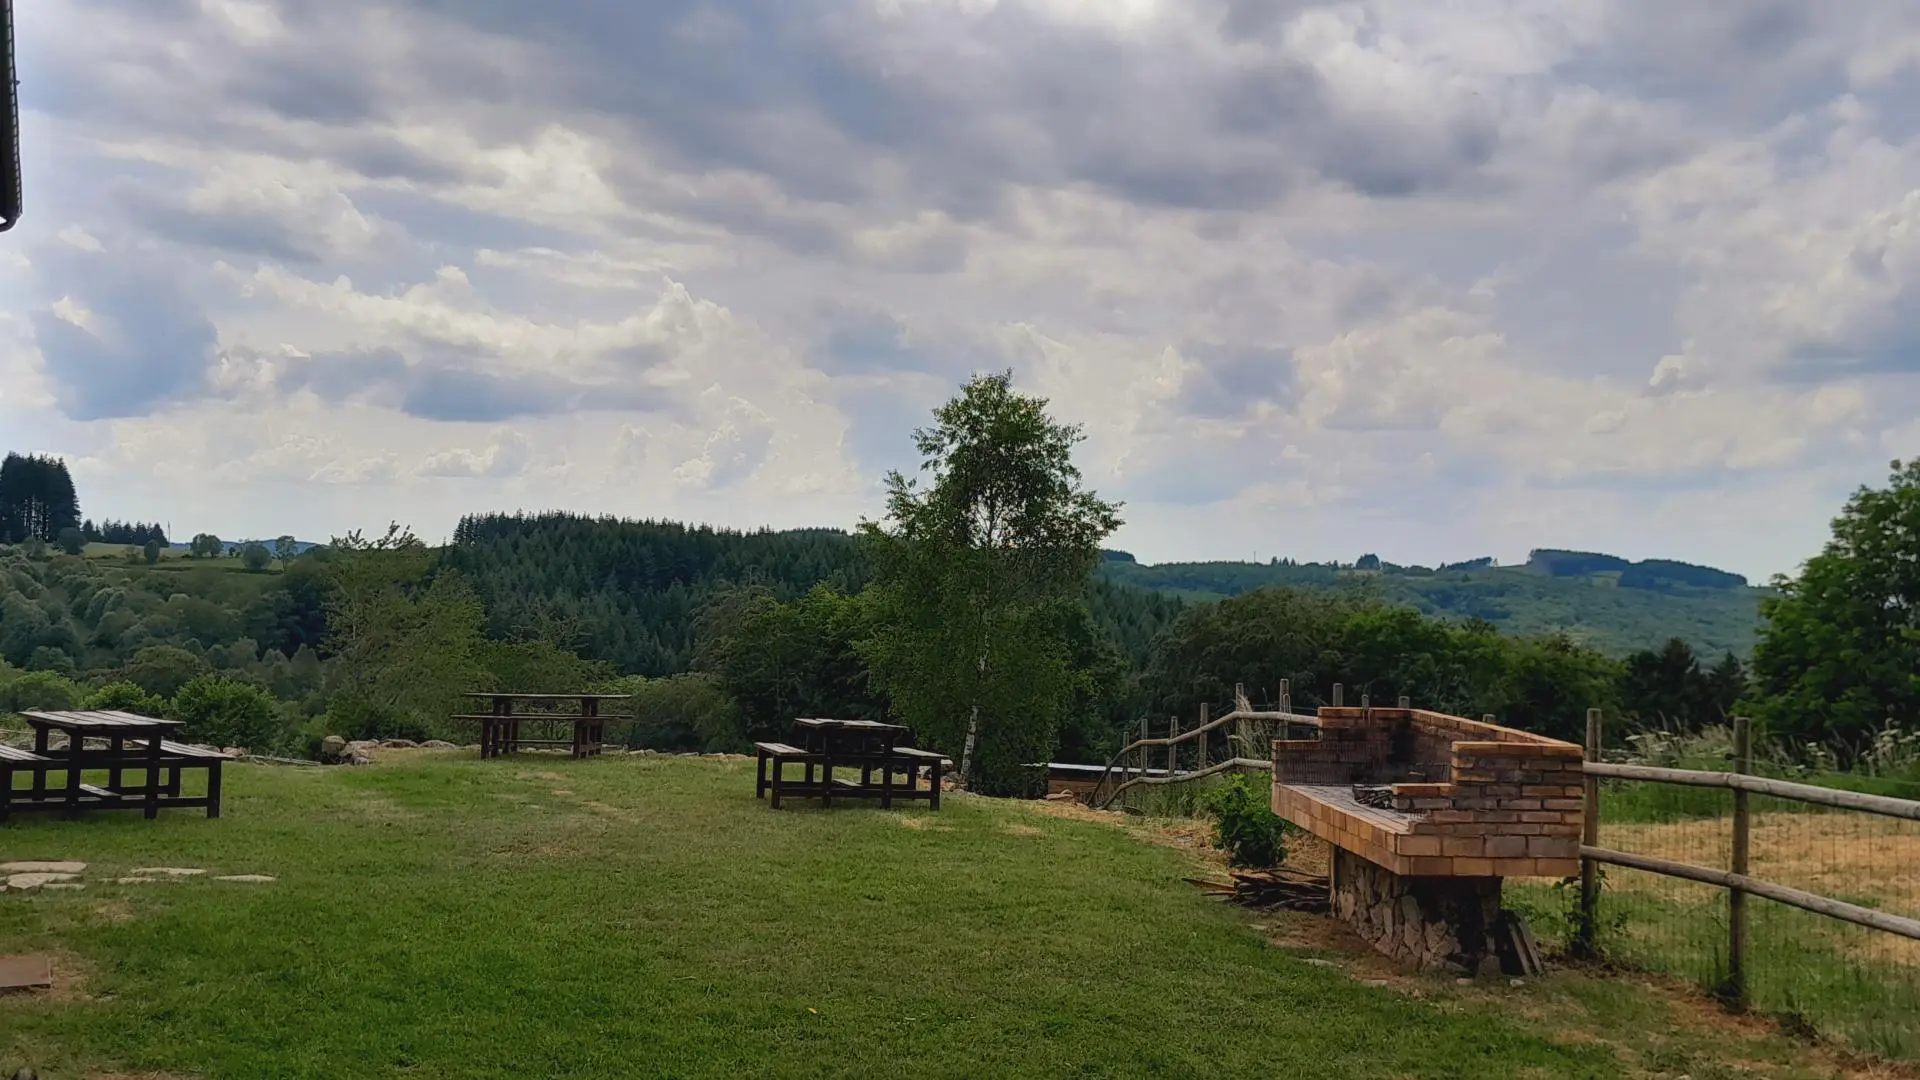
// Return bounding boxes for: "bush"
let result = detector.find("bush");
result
[321,698,435,743]
[241,542,273,572]
[82,680,168,717]
[57,527,85,556]
[0,669,81,712]
[170,674,282,750]
[1201,773,1287,868]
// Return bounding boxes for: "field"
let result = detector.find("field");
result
[1509,786,1920,1060]
[3,754,1912,1080]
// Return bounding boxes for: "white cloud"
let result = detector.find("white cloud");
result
[9,0,1920,578]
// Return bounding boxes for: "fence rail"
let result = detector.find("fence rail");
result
[1573,708,1920,1053]
[1088,680,1336,809]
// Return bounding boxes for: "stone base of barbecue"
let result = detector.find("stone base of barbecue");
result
[1331,847,1503,976]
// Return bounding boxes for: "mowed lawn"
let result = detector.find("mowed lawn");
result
[3,754,1617,1079]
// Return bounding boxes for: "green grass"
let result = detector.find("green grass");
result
[1,755,1627,1079]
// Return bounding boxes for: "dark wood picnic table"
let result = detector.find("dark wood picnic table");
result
[5,710,225,820]
[754,718,950,810]
[453,693,630,759]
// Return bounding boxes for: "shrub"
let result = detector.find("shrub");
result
[170,674,282,750]
[1201,773,1287,868]
[241,542,272,572]
[0,669,81,712]
[322,697,435,743]
[143,540,161,565]
[82,680,167,717]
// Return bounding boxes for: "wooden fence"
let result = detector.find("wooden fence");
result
[1575,709,1920,1010]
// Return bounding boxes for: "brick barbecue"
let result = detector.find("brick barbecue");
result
[1271,706,1584,974]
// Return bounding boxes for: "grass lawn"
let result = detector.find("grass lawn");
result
[0,754,1893,1079]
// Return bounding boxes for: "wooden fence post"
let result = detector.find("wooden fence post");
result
[1169,713,1182,776]
[1196,703,1208,772]
[1279,678,1291,713]
[1398,695,1411,709]
[1483,714,1496,725]
[1578,707,1603,958]
[1138,718,1149,779]
[1726,715,1753,1009]
[1332,683,1344,708]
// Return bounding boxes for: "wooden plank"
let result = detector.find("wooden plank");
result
[1584,761,1920,821]
[1578,708,1602,958]
[1582,845,1920,942]
[1728,716,1752,1006]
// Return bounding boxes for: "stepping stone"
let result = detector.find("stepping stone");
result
[214,875,277,884]
[114,877,182,885]
[129,868,205,877]
[0,862,86,875]
[43,883,85,891]
[5,873,81,891]
[0,954,53,990]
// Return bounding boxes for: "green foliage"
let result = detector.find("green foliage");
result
[322,524,488,738]
[142,539,161,565]
[1100,555,1765,658]
[274,535,299,567]
[81,680,167,717]
[1748,459,1920,755]
[170,673,282,750]
[240,541,273,572]
[1139,586,1622,744]
[605,672,745,752]
[859,372,1122,796]
[56,526,85,556]
[697,584,886,743]
[0,668,81,711]
[0,451,81,544]
[26,645,76,675]
[121,644,211,699]
[1200,773,1287,868]
[445,513,868,676]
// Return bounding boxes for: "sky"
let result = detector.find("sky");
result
[5,1,1920,580]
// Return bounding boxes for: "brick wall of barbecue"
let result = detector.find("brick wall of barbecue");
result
[1393,743,1583,863]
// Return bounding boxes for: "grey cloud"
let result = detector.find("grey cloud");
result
[30,244,217,420]
[273,347,675,422]
[1176,343,1296,420]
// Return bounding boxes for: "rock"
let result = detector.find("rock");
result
[421,740,457,749]
[381,738,419,748]
[214,875,277,883]
[1301,958,1340,968]
[115,877,179,885]
[222,747,247,758]
[42,884,85,892]
[14,1066,40,1080]
[0,862,85,875]
[6,873,82,890]
[320,735,348,762]
[1509,978,1526,988]
[1361,979,1390,988]
[1043,792,1077,801]
[130,867,206,877]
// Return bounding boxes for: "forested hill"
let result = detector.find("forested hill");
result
[445,514,869,675]
[1097,550,1766,657]
[444,513,1185,676]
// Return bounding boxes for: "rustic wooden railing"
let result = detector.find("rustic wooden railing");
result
[1088,680,1330,810]
[1575,710,1920,1008]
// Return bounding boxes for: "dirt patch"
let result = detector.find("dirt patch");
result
[999,823,1045,837]
[549,789,574,797]
[90,900,135,926]
[514,771,567,783]
[88,1072,203,1079]
[897,817,952,832]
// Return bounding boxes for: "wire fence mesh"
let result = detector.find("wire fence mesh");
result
[1516,770,1920,1060]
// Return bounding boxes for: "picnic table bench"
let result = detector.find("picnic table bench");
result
[755,719,950,810]
[452,692,630,759]
[2,710,225,821]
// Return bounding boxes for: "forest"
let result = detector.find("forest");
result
[1,399,1912,784]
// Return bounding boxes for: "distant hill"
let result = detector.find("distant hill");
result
[1098,551,1766,658]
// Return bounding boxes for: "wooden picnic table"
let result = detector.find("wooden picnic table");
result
[754,718,950,810]
[453,693,631,759]
[5,710,225,820]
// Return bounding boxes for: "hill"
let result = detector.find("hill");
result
[1098,551,1766,658]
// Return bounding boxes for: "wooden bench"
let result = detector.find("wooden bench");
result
[754,742,818,809]
[756,725,952,811]
[8,712,227,821]
[1,744,122,821]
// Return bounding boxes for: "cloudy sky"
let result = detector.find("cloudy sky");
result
[6,0,1920,579]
